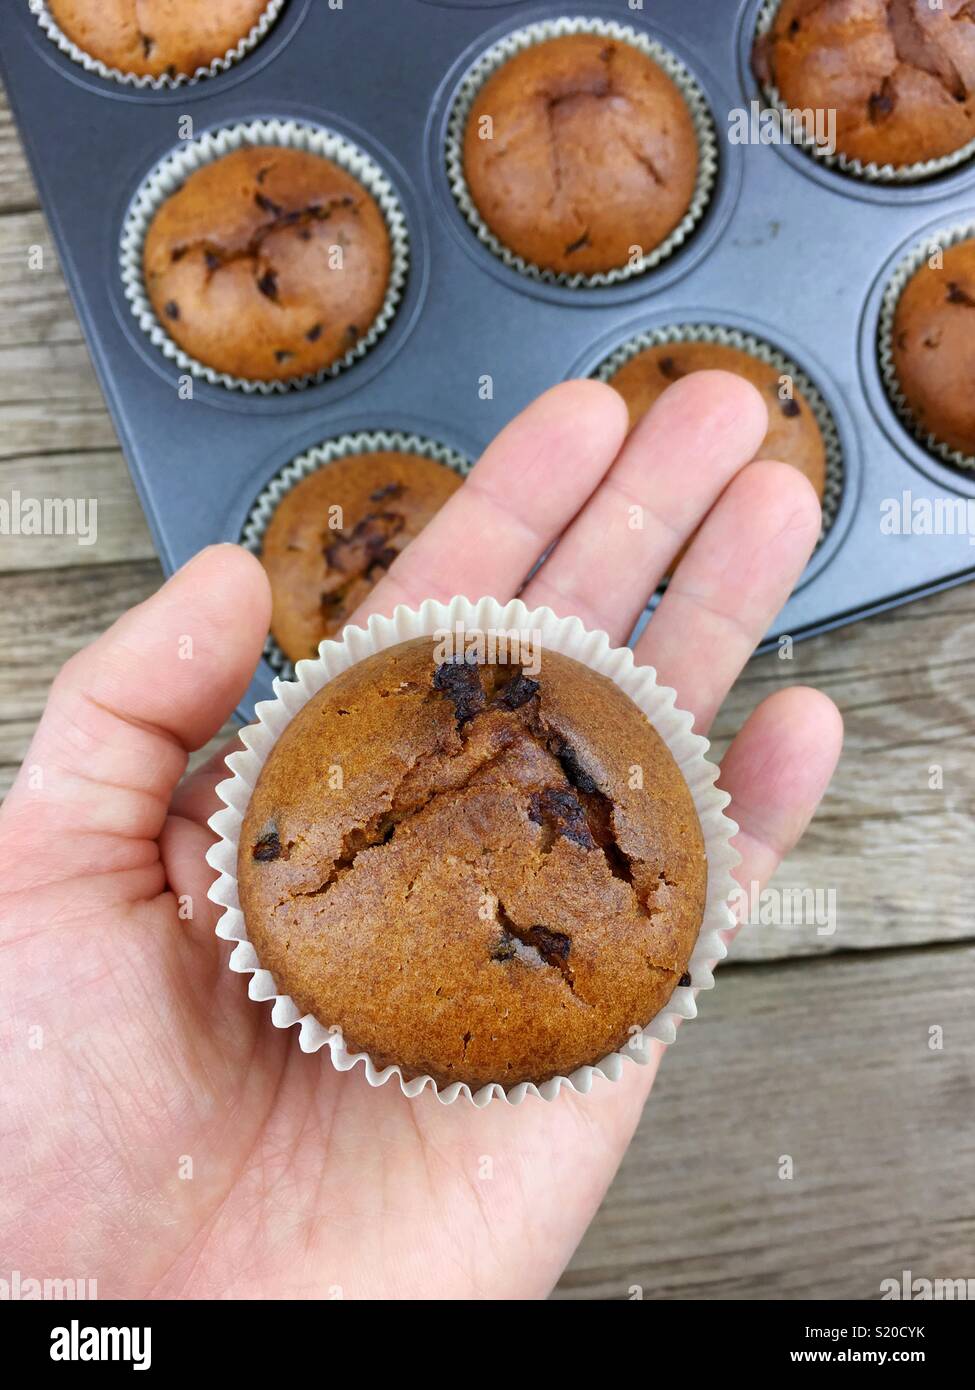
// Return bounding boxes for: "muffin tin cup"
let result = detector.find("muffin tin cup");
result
[240,430,473,679]
[119,118,411,394]
[877,220,975,473]
[206,595,739,1109]
[752,0,975,184]
[594,322,845,545]
[29,0,287,89]
[444,15,720,288]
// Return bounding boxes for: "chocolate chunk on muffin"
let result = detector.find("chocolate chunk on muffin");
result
[890,237,975,457]
[462,33,700,275]
[608,340,828,500]
[239,637,707,1089]
[260,453,463,662]
[753,0,975,169]
[48,0,273,79]
[143,146,392,381]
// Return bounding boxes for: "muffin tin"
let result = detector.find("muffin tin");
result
[3,0,975,723]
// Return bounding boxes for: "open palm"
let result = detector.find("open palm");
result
[0,374,842,1299]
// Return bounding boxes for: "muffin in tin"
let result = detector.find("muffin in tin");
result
[260,452,464,663]
[238,635,707,1089]
[462,32,701,276]
[142,146,392,382]
[46,0,275,80]
[753,0,975,170]
[889,236,975,459]
[607,339,828,502]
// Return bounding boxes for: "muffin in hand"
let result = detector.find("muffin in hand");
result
[238,637,707,1089]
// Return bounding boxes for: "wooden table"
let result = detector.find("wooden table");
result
[2,84,973,1301]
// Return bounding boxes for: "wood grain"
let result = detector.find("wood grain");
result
[0,90,37,215]
[2,73,973,1305]
[715,583,975,961]
[558,943,975,1300]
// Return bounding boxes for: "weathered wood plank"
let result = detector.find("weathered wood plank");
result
[558,943,975,1300]
[0,210,83,349]
[713,583,975,960]
[0,86,38,215]
[0,447,153,571]
[0,400,120,460]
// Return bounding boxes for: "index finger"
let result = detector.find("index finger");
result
[347,380,628,623]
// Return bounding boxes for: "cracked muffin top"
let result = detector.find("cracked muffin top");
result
[608,341,828,501]
[142,146,392,381]
[260,452,464,663]
[238,636,707,1089]
[462,33,700,276]
[48,0,273,78]
[753,0,975,168]
[891,237,975,457]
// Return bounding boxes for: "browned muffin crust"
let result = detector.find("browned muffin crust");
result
[462,33,700,275]
[609,341,828,499]
[143,146,392,381]
[753,0,975,168]
[48,0,272,78]
[239,637,708,1089]
[891,238,975,457]
[260,452,464,663]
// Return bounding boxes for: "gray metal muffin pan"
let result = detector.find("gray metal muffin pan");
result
[2,0,975,722]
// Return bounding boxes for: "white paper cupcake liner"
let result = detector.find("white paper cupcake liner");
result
[878,221,975,473]
[119,118,410,394]
[207,596,739,1109]
[241,431,473,679]
[29,0,286,89]
[445,17,719,287]
[595,323,844,545]
[753,0,975,183]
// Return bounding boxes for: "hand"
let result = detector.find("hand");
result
[0,374,842,1299]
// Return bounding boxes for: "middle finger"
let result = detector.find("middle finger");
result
[519,370,768,642]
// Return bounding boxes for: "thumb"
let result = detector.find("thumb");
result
[0,545,270,890]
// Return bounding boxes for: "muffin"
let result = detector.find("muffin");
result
[238,636,707,1089]
[462,32,700,275]
[608,339,828,500]
[753,0,975,169]
[143,146,392,381]
[890,237,975,457]
[260,453,463,662]
[47,0,273,79]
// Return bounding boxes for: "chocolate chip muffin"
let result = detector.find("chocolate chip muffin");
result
[239,637,707,1089]
[890,237,975,457]
[462,33,700,275]
[48,0,273,78]
[261,453,463,663]
[143,146,392,381]
[608,340,828,500]
[753,0,975,169]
